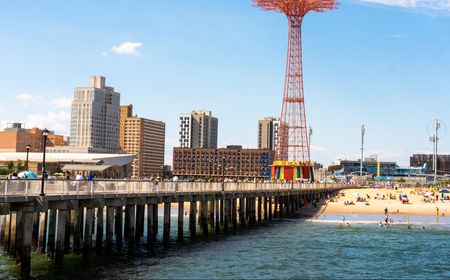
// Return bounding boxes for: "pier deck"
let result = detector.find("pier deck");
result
[0,180,351,279]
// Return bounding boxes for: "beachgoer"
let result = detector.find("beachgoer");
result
[342,216,346,222]
[384,207,388,215]
[87,173,93,181]
[346,222,351,228]
[11,172,19,180]
[436,207,439,217]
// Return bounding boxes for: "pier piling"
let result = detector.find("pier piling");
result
[163,202,170,245]
[178,200,184,241]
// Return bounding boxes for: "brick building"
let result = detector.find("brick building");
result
[0,123,68,152]
[173,145,274,179]
[410,154,450,174]
[119,105,166,178]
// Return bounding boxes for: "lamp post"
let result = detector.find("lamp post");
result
[161,165,165,181]
[40,129,49,197]
[25,144,31,171]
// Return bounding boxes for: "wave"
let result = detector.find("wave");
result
[308,219,450,226]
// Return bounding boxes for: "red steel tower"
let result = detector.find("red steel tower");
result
[254,0,338,181]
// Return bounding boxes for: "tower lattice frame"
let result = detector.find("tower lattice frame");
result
[254,0,338,180]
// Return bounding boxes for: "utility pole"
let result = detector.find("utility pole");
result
[433,119,440,185]
[428,119,446,185]
[360,125,365,177]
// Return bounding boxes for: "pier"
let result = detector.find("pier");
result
[0,180,349,279]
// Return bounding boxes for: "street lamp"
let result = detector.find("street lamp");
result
[40,129,49,196]
[161,165,165,181]
[25,144,31,171]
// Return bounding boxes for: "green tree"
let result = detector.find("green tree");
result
[6,161,14,170]
[16,160,24,171]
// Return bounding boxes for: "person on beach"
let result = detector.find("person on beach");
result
[346,222,351,228]
[436,207,439,217]
[384,207,388,215]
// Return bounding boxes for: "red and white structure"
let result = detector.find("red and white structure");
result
[254,0,338,181]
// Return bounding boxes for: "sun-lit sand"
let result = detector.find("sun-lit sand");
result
[322,187,450,217]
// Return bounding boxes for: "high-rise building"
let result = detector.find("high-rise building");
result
[0,123,68,152]
[179,110,218,148]
[257,117,280,150]
[69,76,121,153]
[120,105,133,150]
[122,115,165,178]
[172,145,274,178]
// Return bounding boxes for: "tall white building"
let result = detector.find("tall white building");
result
[69,76,121,153]
[179,110,218,148]
[257,117,280,150]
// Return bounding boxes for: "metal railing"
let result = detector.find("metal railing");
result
[0,179,352,201]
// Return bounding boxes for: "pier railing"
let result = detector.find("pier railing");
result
[0,179,352,201]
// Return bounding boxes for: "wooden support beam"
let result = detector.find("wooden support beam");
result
[177,201,184,242]
[55,210,67,268]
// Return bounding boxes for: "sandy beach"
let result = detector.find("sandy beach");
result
[321,187,450,217]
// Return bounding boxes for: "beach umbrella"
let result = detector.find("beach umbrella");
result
[18,171,37,179]
[353,192,361,197]
[439,189,450,194]
[424,192,432,197]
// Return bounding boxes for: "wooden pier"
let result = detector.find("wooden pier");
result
[0,180,349,279]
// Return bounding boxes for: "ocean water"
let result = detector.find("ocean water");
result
[1,216,449,279]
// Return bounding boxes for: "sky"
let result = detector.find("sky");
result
[0,0,449,167]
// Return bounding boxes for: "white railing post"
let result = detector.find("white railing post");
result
[25,181,29,201]
[76,182,79,199]
[60,181,64,199]
[138,182,141,196]
[5,181,8,198]
[90,181,94,198]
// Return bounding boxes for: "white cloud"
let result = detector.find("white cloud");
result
[111,42,143,56]
[50,97,72,108]
[23,110,71,135]
[311,145,326,153]
[100,51,109,57]
[15,94,44,108]
[16,93,42,105]
[359,0,450,12]
[360,0,416,8]
[390,33,409,38]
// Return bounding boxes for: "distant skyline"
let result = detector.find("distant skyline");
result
[0,0,449,166]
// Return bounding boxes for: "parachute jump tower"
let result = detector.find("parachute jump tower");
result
[253,0,338,182]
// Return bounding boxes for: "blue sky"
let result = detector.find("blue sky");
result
[0,0,449,166]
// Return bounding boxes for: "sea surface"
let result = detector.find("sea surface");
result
[1,214,449,279]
